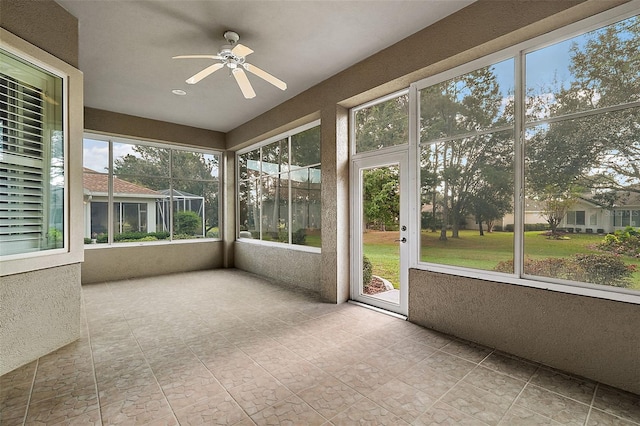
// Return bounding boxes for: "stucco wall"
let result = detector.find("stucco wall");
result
[82,241,224,284]
[0,0,83,376]
[85,107,225,150]
[408,269,640,395]
[234,242,321,292]
[0,264,81,376]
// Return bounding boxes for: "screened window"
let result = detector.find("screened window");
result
[83,136,220,244]
[237,122,321,248]
[353,93,408,153]
[418,58,515,272]
[1,49,65,257]
[416,12,640,295]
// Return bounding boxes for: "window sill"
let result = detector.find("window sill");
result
[83,238,222,249]
[413,263,640,305]
[236,238,321,254]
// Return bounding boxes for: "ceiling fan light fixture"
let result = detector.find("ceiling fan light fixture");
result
[173,30,285,98]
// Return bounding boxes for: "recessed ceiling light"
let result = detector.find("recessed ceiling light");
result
[172,89,187,96]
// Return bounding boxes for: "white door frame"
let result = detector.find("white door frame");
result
[350,148,409,316]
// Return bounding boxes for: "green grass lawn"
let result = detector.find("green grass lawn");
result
[363,230,640,290]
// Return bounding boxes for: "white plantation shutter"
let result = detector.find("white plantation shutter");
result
[0,51,62,256]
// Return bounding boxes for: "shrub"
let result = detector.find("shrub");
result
[597,226,640,258]
[292,228,306,245]
[84,237,92,244]
[363,255,373,286]
[573,253,634,287]
[174,211,202,235]
[494,254,633,288]
[524,223,549,232]
[505,224,514,232]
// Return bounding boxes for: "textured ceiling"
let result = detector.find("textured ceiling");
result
[56,0,474,133]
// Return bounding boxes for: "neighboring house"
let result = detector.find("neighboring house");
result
[497,192,640,233]
[83,169,207,239]
[83,169,163,238]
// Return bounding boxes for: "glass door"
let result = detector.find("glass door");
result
[351,151,408,316]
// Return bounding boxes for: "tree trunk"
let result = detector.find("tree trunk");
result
[478,216,485,236]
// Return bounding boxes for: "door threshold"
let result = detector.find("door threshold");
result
[348,300,407,320]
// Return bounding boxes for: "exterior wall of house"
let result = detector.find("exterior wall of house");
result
[234,242,321,292]
[0,0,82,376]
[409,269,640,394]
[82,241,224,284]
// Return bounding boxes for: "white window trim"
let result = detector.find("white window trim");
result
[1,29,84,277]
[83,132,223,245]
[406,4,640,304]
[236,119,321,252]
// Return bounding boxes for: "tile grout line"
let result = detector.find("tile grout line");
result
[584,382,599,426]
[84,292,104,426]
[20,358,38,426]
[496,364,540,425]
[123,310,180,425]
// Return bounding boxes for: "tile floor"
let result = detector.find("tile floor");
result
[1,269,639,425]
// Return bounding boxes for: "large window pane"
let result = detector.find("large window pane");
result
[419,130,514,272]
[291,126,321,167]
[260,173,288,243]
[83,136,220,244]
[420,59,514,141]
[524,107,639,289]
[237,122,321,248]
[354,93,408,153]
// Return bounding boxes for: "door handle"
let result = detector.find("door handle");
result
[395,237,407,243]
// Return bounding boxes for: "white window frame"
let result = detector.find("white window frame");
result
[236,119,321,253]
[83,132,222,247]
[1,29,84,276]
[407,3,640,304]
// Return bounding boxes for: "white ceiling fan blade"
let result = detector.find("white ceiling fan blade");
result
[244,63,287,91]
[231,43,253,57]
[232,68,256,99]
[173,55,222,60]
[186,63,224,84]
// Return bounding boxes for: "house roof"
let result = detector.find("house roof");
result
[83,168,161,196]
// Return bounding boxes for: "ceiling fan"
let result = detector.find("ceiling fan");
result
[173,31,287,99]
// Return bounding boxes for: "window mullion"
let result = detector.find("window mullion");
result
[513,51,525,279]
[108,140,114,244]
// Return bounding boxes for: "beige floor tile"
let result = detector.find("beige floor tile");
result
[387,338,438,363]
[499,405,562,425]
[366,378,437,422]
[420,350,477,379]
[333,361,394,396]
[442,381,514,425]
[227,374,293,416]
[587,408,639,425]
[463,366,527,399]
[297,376,365,419]
[269,359,333,394]
[415,401,489,425]
[251,394,327,425]
[515,384,590,425]
[24,389,99,425]
[593,385,640,423]
[160,375,226,411]
[531,367,597,405]
[173,392,249,425]
[398,358,459,398]
[329,397,410,425]
[99,390,174,425]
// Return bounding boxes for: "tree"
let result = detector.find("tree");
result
[420,65,513,240]
[355,95,409,152]
[538,185,580,236]
[363,167,399,231]
[526,16,640,205]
